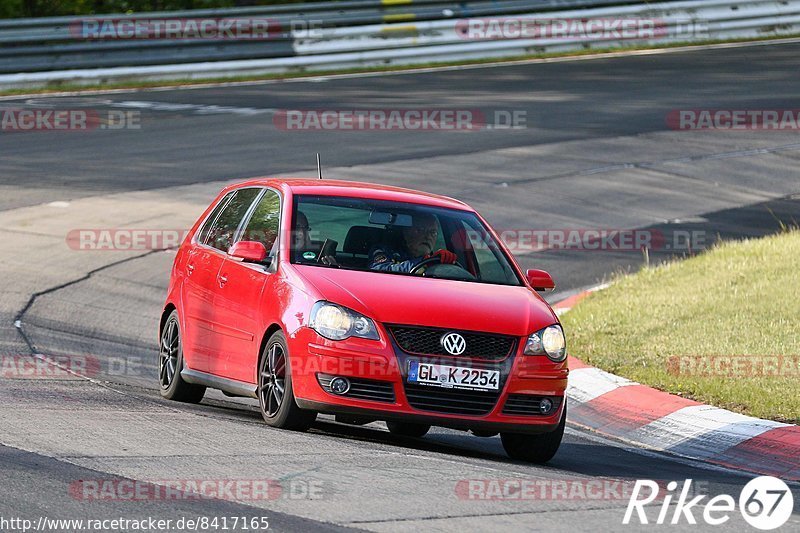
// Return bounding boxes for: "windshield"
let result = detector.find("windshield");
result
[290,195,522,286]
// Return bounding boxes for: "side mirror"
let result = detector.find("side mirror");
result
[229,241,267,263]
[526,269,555,291]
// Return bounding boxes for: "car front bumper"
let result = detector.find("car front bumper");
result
[288,327,568,435]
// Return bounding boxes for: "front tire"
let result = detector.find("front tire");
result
[258,330,316,431]
[159,310,206,403]
[386,421,431,438]
[500,401,566,463]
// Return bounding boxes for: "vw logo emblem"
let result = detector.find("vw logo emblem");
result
[441,332,466,356]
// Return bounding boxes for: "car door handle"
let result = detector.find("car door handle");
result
[218,274,228,287]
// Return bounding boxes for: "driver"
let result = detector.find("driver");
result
[369,212,457,272]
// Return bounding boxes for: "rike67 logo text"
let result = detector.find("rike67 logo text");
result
[624,477,794,530]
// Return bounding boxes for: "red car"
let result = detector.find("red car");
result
[160,178,568,462]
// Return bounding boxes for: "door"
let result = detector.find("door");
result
[215,188,282,383]
[182,245,226,372]
[182,187,261,375]
[181,192,232,372]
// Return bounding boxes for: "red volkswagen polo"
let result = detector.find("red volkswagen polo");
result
[160,178,568,462]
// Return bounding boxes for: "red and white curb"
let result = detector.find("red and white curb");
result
[556,288,800,482]
[552,283,609,317]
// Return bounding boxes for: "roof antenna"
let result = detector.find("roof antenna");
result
[316,153,323,180]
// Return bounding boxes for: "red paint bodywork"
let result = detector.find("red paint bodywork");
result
[163,179,567,431]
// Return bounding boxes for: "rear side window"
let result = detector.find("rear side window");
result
[197,191,234,245]
[241,189,281,255]
[202,188,260,252]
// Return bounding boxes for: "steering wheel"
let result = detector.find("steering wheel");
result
[409,255,467,275]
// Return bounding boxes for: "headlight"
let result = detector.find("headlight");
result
[523,324,566,362]
[309,301,380,341]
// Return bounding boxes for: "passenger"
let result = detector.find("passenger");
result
[293,211,336,265]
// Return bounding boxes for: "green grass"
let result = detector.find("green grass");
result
[561,230,800,424]
[2,34,800,97]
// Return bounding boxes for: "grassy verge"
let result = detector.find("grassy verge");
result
[561,230,800,424]
[2,34,799,97]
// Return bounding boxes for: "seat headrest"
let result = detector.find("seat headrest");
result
[343,226,385,255]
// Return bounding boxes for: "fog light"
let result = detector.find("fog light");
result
[329,377,350,395]
[539,398,553,414]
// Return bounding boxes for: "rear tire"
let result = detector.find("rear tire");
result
[258,330,316,431]
[386,421,431,438]
[500,401,566,463]
[159,310,206,404]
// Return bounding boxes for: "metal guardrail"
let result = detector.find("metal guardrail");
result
[0,0,639,73]
[292,0,800,54]
[0,0,798,87]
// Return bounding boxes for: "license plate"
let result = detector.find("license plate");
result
[407,361,500,391]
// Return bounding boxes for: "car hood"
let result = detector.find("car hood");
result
[294,265,557,337]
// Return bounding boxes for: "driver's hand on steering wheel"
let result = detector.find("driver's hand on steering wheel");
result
[427,249,457,264]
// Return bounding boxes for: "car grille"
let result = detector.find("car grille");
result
[403,384,500,415]
[317,374,395,403]
[388,325,516,361]
[502,394,563,416]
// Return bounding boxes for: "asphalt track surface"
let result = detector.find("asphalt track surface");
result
[1,40,800,532]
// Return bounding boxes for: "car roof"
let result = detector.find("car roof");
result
[224,178,473,211]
